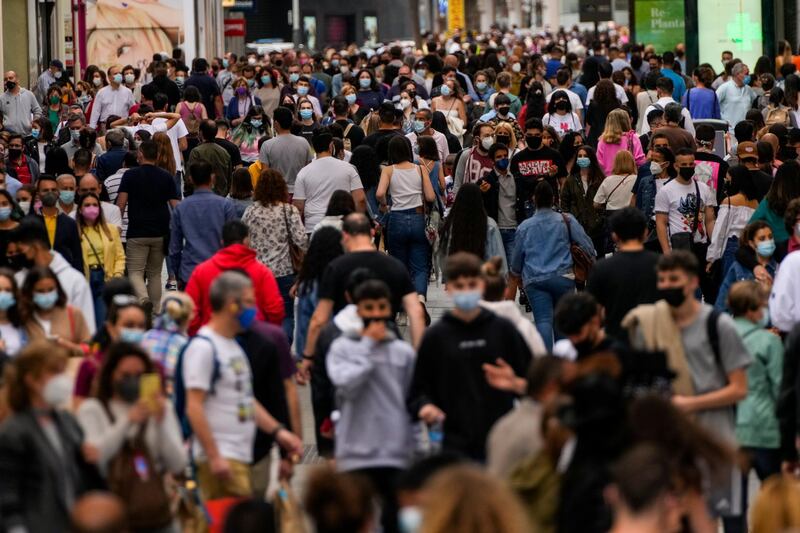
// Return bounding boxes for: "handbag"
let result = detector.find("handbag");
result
[418,164,439,245]
[282,204,305,272]
[561,212,594,284]
[669,180,701,251]
[103,406,173,530]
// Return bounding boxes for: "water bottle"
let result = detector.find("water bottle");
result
[428,419,444,455]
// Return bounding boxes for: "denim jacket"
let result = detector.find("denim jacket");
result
[511,207,596,285]
[715,259,777,311]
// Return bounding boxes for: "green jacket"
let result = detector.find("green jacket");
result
[560,173,603,237]
[734,318,784,448]
[750,199,789,243]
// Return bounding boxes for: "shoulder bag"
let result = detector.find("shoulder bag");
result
[282,204,305,272]
[561,212,594,284]
[418,164,440,245]
[599,174,633,213]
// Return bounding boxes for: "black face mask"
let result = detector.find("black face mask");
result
[678,167,695,180]
[7,148,21,160]
[114,375,140,404]
[497,106,511,116]
[658,287,686,307]
[555,101,569,111]
[4,81,15,92]
[407,91,416,100]
[41,191,59,208]
[572,337,596,356]
[7,254,32,271]
[526,135,542,149]
[496,135,511,146]
[362,316,393,327]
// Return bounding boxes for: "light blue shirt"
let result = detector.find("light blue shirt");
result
[510,208,595,284]
[716,80,756,128]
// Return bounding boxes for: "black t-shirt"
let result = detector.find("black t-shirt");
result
[750,169,773,202]
[586,250,660,340]
[119,164,179,239]
[214,138,243,168]
[363,129,404,165]
[510,146,567,206]
[334,119,366,150]
[184,73,221,118]
[319,251,416,314]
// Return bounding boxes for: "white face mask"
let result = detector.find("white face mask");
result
[43,373,72,408]
[649,161,663,176]
[481,136,495,150]
[511,62,522,73]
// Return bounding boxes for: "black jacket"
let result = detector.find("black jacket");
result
[33,213,84,273]
[0,410,104,532]
[408,309,532,460]
[480,169,527,227]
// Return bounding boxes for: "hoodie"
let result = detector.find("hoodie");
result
[480,300,547,357]
[186,244,284,335]
[327,329,416,471]
[408,309,532,460]
[17,251,96,336]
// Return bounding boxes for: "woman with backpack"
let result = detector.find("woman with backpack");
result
[177,86,207,156]
[76,342,187,532]
[762,87,795,128]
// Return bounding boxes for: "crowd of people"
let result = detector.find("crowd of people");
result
[4,21,800,533]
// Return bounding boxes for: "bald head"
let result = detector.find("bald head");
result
[70,492,127,533]
[444,55,459,69]
[3,71,18,91]
[761,133,779,155]
[79,174,102,196]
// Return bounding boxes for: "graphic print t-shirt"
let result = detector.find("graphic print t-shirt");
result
[654,179,718,244]
[510,146,567,205]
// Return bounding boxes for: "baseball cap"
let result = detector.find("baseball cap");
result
[737,141,758,160]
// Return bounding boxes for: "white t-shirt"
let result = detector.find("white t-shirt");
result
[593,174,637,210]
[152,118,189,173]
[654,178,717,244]
[542,112,582,138]
[0,323,24,356]
[294,156,363,230]
[182,326,256,463]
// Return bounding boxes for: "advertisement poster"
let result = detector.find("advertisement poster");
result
[634,0,685,54]
[698,0,763,68]
[86,0,194,71]
[448,0,464,32]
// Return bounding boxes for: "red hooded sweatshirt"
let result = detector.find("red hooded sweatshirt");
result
[186,243,285,335]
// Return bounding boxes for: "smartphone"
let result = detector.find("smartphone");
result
[139,373,160,410]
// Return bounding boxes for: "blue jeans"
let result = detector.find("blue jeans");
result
[276,274,296,349]
[88,267,107,331]
[499,229,516,267]
[387,210,430,297]
[525,275,576,352]
[720,236,739,280]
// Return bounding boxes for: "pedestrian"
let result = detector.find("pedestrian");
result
[479,142,522,262]
[141,292,194,393]
[750,159,800,251]
[510,118,568,212]
[718,63,756,128]
[183,58,223,119]
[89,66,135,131]
[593,150,638,253]
[116,140,180,313]
[258,106,313,196]
[409,252,532,461]
[76,192,125,329]
[5,134,39,185]
[510,181,595,350]
[560,144,606,254]
[185,120,232,196]
[0,342,103,532]
[596,109,646,175]
[0,71,43,136]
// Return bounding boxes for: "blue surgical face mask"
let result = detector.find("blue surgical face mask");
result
[345,94,357,105]
[416,69,427,79]
[33,290,59,310]
[0,207,12,221]
[119,328,145,344]
[59,190,75,205]
[299,109,313,120]
[296,85,309,96]
[756,239,776,258]
[237,306,257,330]
[413,120,426,133]
[0,291,15,311]
[70,129,81,141]
[112,73,123,84]
[31,129,40,139]
[359,77,372,89]
[743,75,752,85]
[496,158,509,170]
[250,119,263,128]
[261,75,271,85]
[475,81,487,92]
[222,59,229,68]
[440,84,452,96]
[289,73,300,83]
[452,290,481,312]
[331,59,340,68]
[757,307,770,328]
[398,506,422,533]
[246,78,255,88]
[576,156,591,168]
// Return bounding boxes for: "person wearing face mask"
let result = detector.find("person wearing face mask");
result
[75,192,125,330]
[560,145,606,256]
[35,59,64,105]
[0,341,104,533]
[405,108,449,164]
[20,265,91,356]
[76,343,187,531]
[0,190,20,269]
[32,175,84,272]
[353,70,383,113]
[480,144,522,263]
[542,91,583,140]
[0,268,26,355]
[409,252,532,461]
[226,78,262,128]
[482,93,525,146]
[716,220,777,313]
[5,133,40,185]
[0,70,43,136]
[326,278,416,533]
[717,63,757,129]
[89,66,135,131]
[253,67,280,120]
[56,173,77,217]
[231,106,269,163]
[180,271,303,502]
[395,91,417,134]
[431,79,467,144]
[453,123,496,195]
[510,118,568,215]
[624,250,752,532]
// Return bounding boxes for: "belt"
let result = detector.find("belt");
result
[88,265,104,271]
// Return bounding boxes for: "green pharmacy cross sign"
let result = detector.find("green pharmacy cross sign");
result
[726,12,762,52]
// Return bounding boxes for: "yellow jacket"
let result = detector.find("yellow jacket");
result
[249,160,262,189]
[80,224,126,280]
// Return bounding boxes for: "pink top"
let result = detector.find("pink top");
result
[596,130,647,176]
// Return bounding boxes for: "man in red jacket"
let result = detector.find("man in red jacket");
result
[186,220,284,335]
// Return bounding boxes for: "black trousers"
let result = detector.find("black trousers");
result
[351,467,401,533]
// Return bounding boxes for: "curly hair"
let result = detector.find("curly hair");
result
[296,227,345,293]
[440,183,488,259]
[253,168,288,205]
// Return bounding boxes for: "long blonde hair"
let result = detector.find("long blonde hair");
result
[601,108,633,144]
[420,465,531,533]
[153,132,176,176]
[750,475,800,533]
[493,122,517,150]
